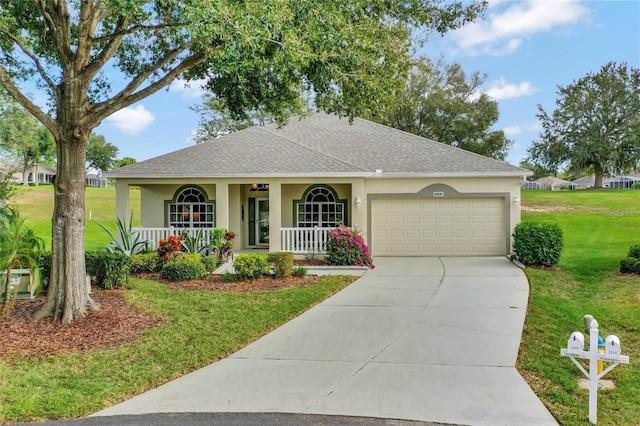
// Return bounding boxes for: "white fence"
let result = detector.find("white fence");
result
[281,227,332,254]
[133,227,215,248]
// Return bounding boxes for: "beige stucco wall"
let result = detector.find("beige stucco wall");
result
[114,175,523,253]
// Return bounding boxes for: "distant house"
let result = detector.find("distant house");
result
[86,173,112,188]
[608,174,640,189]
[0,162,56,185]
[522,176,574,191]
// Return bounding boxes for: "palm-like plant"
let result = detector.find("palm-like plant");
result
[180,229,219,257]
[94,212,151,256]
[0,206,44,320]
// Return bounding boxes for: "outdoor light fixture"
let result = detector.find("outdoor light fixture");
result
[513,195,521,206]
[355,196,362,208]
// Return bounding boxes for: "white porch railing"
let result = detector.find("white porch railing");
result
[133,227,215,248]
[281,227,333,254]
[134,226,333,253]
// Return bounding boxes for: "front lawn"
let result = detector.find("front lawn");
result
[519,189,640,425]
[11,185,141,251]
[0,275,354,423]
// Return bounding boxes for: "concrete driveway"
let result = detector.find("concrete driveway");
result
[93,257,557,426]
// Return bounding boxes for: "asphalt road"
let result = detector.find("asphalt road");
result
[21,413,453,426]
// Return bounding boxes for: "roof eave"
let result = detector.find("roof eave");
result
[105,170,531,180]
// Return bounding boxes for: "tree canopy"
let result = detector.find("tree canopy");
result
[375,57,512,160]
[116,157,137,168]
[527,61,640,188]
[0,100,55,185]
[86,133,118,172]
[0,0,485,323]
[189,95,277,143]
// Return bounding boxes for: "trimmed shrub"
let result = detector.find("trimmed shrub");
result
[130,252,163,273]
[201,255,218,273]
[233,253,270,281]
[85,250,132,289]
[325,225,374,268]
[268,252,294,278]
[292,266,308,277]
[161,253,208,282]
[628,245,640,260]
[222,272,238,282]
[633,182,640,190]
[512,222,563,267]
[620,257,640,274]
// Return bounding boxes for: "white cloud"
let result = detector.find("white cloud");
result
[503,125,523,135]
[105,105,155,135]
[170,78,207,98]
[485,78,536,100]
[452,0,590,55]
[503,121,542,135]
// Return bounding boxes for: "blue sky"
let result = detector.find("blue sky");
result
[95,0,640,167]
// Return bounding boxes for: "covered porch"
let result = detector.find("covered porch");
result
[116,178,366,254]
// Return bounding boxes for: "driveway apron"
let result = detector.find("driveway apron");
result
[93,257,557,426]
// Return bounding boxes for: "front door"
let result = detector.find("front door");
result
[257,199,269,245]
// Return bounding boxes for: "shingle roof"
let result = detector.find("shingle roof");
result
[106,113,530,179]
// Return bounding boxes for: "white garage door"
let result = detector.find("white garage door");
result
[371,198,505,256]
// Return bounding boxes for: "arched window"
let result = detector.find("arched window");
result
[295,185,346,228]
[167,186,215,228]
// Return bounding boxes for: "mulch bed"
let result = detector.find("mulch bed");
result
[141,272,322,292]
[1,288,162,358]
[1,271,323,358]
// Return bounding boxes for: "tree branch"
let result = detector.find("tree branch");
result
[92,22,177,44]
[0,29,58,92]
[84,14,133,82]
[0,67,59,139]
[90,50,206,123]
[40,0,72,66]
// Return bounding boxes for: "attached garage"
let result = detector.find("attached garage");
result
[371,196,506,256]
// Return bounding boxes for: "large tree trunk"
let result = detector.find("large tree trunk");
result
[34,125,99,323]
[594,163,605,189]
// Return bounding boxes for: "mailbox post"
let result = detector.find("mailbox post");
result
[560,317,629,424]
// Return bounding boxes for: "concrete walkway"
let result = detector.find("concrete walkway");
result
[94,257,558,425]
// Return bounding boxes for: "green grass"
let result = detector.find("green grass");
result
[11,185,141,251]
[519,189,640,425]
[4,186,640,424]
[0,275,355,423]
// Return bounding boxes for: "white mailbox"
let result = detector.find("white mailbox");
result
[604,335,621,360]
[567,331,585,354]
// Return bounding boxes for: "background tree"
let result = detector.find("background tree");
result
[0,102,55,186]
[527,62,640,188]
[376,57,512,160]
[115,157,137,169]
[0,0,484,323]
[86,134,118,173]
[0,169,18,206]
[518,161,556,181]
[190,95,277,143]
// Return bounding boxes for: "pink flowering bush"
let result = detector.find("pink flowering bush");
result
[325,225,374,268]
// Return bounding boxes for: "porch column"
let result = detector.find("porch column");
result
[216,182,229,229]
[115,180,130,222]
[268,182,282,252]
